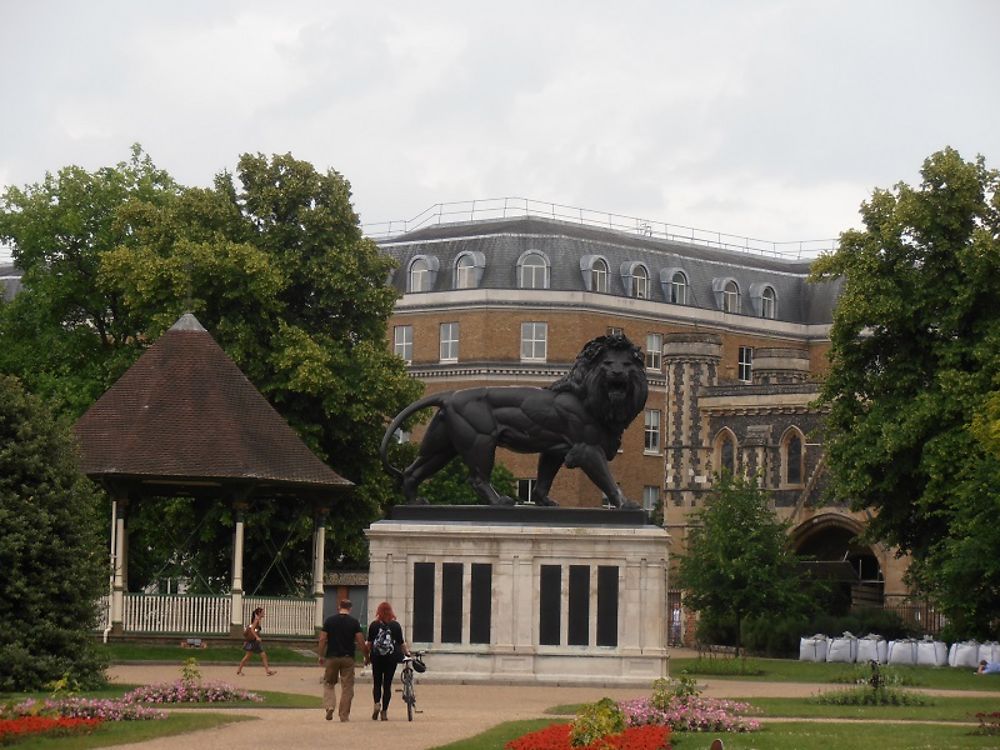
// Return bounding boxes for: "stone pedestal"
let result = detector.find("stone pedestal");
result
[366,506,670,686]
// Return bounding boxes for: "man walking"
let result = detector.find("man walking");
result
[318,598,368,721]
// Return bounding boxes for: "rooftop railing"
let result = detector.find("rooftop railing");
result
[364,197,838,260]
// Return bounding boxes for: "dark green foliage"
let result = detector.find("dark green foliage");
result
[0,376,108,690]
[811,148,1000,638]
[0,148,422,592]
[415,457,517,506]
[740,608,913,658]
[813,686,929,706]
[677,473,817,654]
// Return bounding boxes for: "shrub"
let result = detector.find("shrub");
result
[620,696,760,733]
[3,697,165,722]
[570,698,625,747]
[676,659,764,677]
[123,680,262,705]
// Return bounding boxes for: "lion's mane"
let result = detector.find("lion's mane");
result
[548,333,648,430]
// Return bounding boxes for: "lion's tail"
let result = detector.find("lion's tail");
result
[379,393,450,481]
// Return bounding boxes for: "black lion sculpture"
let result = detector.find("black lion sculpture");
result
[380,333,648,508]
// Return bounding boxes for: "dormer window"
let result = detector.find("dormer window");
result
[407,255,439,293]
[409,258,430,292]
[661,268,688,304]
[761,286,776,319]
[620,261,651,300]
[518,251,550,289]
[723,280,739,312]
[455,254,476,289]
[591,258,609,292]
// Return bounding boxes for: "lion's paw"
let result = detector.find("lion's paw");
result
[492,495,517,507]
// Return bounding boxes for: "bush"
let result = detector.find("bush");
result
[570,698,625,747]
[812,686,929,706]
[738,608,915,657]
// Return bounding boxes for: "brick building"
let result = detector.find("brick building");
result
[375,212,909,622]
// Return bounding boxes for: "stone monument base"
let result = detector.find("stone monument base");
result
[366,505,670,686]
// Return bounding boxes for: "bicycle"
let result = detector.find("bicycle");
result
[398,650,427,721]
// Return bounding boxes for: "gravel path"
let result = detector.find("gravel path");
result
[105,661,997,750]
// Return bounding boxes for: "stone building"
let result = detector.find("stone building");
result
[374,210,909,624]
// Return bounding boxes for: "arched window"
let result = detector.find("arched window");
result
[715,429,737,476]
[783,429,804,486]
[761,286,776,319]
[518,251,549,289]
[671,271,688,304]
[455,254,476,289]
[631,265,650,299]
[409,258,430,293]
[723,280,740,313]
[591,258,609,293]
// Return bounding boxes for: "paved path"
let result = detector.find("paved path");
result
[106,663,997,750]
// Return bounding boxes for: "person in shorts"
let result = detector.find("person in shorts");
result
[237,607,276,676]
[318,599,368,721]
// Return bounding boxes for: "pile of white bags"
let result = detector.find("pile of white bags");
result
[916,636,948,667]
[799,634,829,662]
[887,638,918,665]
[856,633,887,664]
[948,640,981,668]
[979,642,1000,664]
[827,632,859,663]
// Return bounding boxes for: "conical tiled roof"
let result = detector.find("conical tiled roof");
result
[74,313,352,492]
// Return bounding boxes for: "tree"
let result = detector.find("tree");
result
[810,148,1000,637]
[0,148,423,592]
[676,473,813,654]
[0,375,108,690]
[416,457,518,505]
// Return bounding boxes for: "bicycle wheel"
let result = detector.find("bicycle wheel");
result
[402,677,415,721]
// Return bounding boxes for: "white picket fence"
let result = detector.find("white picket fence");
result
[93,594,317,636]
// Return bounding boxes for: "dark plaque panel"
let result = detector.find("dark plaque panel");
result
[470,563,492,644]
[412,562,435,643]
[441,562,464,643]
[568,565,590,646]
[597,565,619,647]
[539,564,561,645]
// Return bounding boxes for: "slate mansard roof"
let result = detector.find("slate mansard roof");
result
[378,216,841,325]
[74,313,352,495]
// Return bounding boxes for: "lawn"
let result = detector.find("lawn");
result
[98,643,317,664]
[671,656,1000,692]
[431,719,1000,750]
[7,713,255,750]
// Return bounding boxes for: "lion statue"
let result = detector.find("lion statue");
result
[380,333,648,509]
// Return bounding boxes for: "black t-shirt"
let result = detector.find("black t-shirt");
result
[322,612,363,658]
[367,619,404,661]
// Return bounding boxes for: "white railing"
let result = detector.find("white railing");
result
[102,594,317,636]
[243,596,317,636]
[124,594,231,634]
[364,197,838,260]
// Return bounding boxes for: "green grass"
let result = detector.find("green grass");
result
[1,685,320,709]
[9,713,255,750]
[672,657,1000,691]
[98,643,316,664]
[431,719,1000,750]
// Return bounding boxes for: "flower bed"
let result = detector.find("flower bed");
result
[620,696,760,733]
[124,680,263,705]
[0,715,102,744]
[506,722,671,750]
[5,697,166,722]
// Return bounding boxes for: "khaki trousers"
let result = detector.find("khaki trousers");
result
[322,656,357,720]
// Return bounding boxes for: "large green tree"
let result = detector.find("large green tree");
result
[0,375,107,690]
[810,148,1000,637]
[677,473,813,654]
[0,148,422,593]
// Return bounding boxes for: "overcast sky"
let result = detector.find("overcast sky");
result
[1,1,998,260]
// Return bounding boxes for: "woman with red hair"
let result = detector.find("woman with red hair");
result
[365,601,410,720]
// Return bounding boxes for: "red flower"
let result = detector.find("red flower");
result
[0,715,102,743]
[506,723,671,750]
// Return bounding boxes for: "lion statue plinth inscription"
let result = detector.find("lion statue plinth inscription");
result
[380,333,648,509]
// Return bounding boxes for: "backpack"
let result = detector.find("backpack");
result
[373,624,394,657]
